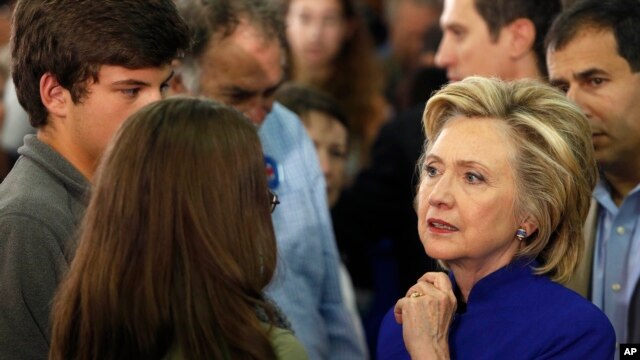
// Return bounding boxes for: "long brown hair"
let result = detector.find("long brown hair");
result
[50,97,279,359]
[283,0,385,165]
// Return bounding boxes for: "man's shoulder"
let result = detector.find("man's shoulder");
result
[0,168,74,360]
[1,157,71,210]
[0,158,81,239]
[260,103,322,188]
[260,103,308,147]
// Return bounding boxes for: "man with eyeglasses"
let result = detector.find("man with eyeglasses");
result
[268,189,280,213]
[170,1,366,359]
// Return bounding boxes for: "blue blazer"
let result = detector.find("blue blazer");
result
[377,259,615,359]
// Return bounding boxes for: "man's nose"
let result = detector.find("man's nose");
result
[434,34,454,70]
[566,86,592,119]
[244,98,274,126]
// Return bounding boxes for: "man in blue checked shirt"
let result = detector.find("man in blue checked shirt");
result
[170,1,367,359]
[546,0,640,349]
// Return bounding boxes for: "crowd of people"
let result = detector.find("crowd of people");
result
[0,0,638,359]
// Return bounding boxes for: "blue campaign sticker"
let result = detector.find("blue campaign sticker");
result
[264,156,280,189]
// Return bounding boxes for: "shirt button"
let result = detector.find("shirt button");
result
[617,226,625,235]
[612,283,622,292]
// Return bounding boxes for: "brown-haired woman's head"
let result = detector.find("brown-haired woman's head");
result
[50,97,279,359]
[418,76,597,283]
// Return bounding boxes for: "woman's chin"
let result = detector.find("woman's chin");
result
[424,241,458,263]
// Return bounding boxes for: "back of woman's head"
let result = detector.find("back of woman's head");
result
[423,76,598,283]
[50,97,278,360]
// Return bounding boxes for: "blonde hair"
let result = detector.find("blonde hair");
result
[421,76,597,283]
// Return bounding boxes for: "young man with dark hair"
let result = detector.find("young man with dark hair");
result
[0,1,189,358]
[546,0,640,347]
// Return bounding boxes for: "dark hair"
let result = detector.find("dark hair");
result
[474,0,562,77]
[545,0,640,73]
[176,0,286,83]
[49,97,279,360]
[282,0,383,161]
[275,83,349,131]
[11,0,190,127]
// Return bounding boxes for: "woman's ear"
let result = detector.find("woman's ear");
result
[505,18,536,59]
[40,73,68,119]
[520,215,538,238]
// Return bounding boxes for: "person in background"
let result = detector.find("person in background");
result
[0,1,14,179]
[0,45,9,180]
[0,1,12,45]
[0,1,32,168]
[275,84,349,209]
[1,75,32,168]
[435,0,561,82]
[171,1,366,358]
[0,49,6,123]
[378,76,615,360]
[355,0,386,48]
[282,0,388,177]
[379,0,442,110]
[546,0,640,347]
[0,1,189,358]
[275,83,368,354]
[392,25,446,112]
[49,97,308,360]
[561,0,580,9]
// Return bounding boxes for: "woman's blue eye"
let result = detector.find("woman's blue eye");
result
[426,166,438,177]
[465,172,484,183]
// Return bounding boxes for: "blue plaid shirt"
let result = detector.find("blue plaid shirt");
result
[260,103,367,360]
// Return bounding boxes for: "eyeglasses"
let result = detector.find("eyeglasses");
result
[268,189,280,213]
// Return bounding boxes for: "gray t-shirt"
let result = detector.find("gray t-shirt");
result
[0,135,89,359]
